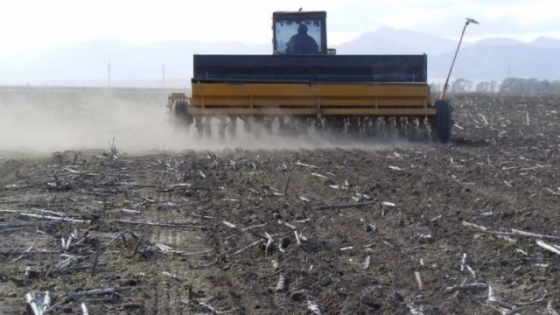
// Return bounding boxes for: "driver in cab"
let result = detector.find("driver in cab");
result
[286,23,319,54]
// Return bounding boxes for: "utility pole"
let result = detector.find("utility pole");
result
[108,63,111,88]
[162,65,165,87]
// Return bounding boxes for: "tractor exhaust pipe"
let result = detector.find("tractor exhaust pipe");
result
[439,17,479,100]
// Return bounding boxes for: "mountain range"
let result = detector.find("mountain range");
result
[1,26,559,87]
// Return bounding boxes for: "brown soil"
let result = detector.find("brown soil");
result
[0,92,559,314]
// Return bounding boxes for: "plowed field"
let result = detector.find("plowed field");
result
[1,91,559,314]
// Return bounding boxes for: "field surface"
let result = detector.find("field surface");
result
[0,89,559,314]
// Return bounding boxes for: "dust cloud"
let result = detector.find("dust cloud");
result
[0,87,423,156]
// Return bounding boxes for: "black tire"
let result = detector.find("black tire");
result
[174,99,186,118]
[171,99,192,128]
[433,99,452,143]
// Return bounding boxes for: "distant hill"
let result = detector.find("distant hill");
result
[429,39,560,81]
[1,29,559,86]
[472,37,525,46]
[334,26,463,55]
[333,31,560,81]
[530,36,560,49]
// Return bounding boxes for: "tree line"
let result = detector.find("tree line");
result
[430,78,560,94]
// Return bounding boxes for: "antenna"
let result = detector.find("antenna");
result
[465,18,479,25]
[439,17,479,99]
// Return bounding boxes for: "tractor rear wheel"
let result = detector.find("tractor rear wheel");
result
[171,99,192,128]
[433,99,452,143]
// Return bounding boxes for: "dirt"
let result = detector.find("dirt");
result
[0,91,559,314]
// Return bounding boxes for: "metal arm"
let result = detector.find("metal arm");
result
[439,18,479,100]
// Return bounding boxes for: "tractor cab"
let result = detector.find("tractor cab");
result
[272,11,328,55]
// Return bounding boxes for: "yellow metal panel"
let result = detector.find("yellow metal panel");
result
[196,98,426,107]
[168,93,187,101]
[189,82,433,116]
[314,84,429,97]
[321,108,436,116]
[317,98,426,107]
[192,83,429,98]
[186,107,436,116]
[195,97,314,107]
[188,108,313,115]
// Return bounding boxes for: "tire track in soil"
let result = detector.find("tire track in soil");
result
[145,266,182,315]
[142,213,208,314]
[149,279,160,315]
[142,221,161,315]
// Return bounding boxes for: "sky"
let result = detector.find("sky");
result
[0,0,559,54]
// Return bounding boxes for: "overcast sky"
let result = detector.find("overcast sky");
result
[1,0,558,54]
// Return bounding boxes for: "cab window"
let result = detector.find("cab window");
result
[274,19,323,54]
